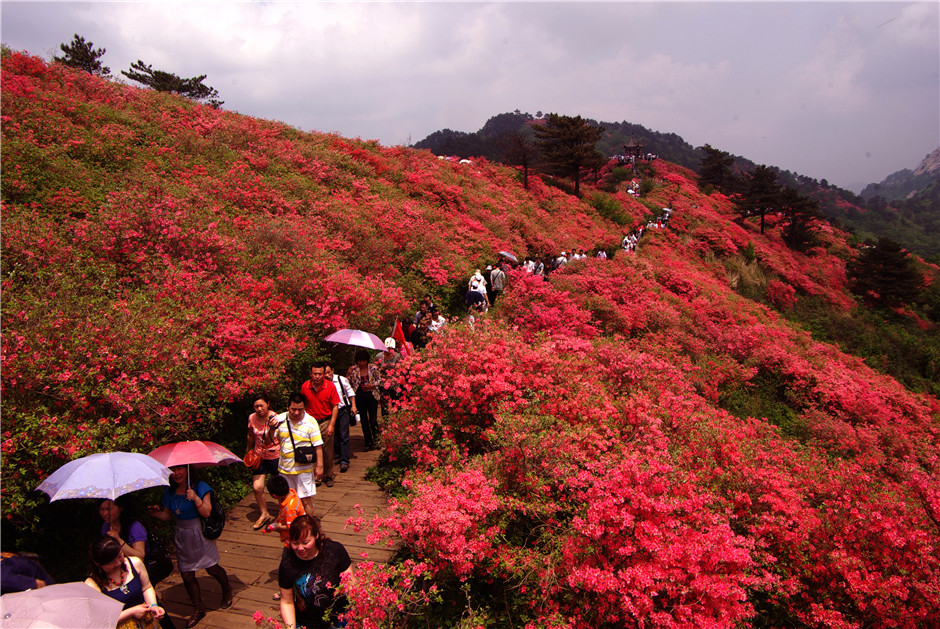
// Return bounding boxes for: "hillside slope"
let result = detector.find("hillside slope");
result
[2,51,939,628]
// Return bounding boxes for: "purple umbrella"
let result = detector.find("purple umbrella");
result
[324,329,387,351]
[36,452,172,502]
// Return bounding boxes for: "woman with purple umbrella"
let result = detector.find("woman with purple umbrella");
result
[347,349,383,451]
[148,465,232,628]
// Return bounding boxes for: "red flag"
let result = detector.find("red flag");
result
[393,319,412,357]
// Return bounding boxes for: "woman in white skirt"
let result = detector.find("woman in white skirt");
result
[149,465,232,628]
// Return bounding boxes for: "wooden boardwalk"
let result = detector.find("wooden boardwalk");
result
[155,423,396,628]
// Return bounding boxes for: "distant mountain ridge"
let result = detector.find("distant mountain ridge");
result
[860,147,940,201]
[415,113,940,259]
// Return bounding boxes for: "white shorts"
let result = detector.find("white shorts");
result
[282,472,317,499]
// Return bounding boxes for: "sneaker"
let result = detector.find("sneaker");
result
[340,463,349,473]
[324,477,334,487]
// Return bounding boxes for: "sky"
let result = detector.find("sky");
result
[2,1,938,191]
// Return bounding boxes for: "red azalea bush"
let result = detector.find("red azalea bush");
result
[766,278,797,310]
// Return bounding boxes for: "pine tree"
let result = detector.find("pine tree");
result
[698,143,737,193]
[848,237,924,308]
[53,34,110,76]
[737,165,782,235]
[121,60,223,108]
[780,187,822,251]
[497,131,539,190]
[533,114,605,196]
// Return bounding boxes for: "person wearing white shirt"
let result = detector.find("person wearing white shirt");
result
[325,363,357,474]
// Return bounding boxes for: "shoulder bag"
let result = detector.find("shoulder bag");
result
[200,488,225,540]
[143,534,174,585]
[336,377,356,426]
[286,419,318,465]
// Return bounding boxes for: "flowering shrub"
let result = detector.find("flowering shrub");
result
[766,279,797,310]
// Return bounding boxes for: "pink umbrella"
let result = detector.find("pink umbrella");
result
[148,440,242,469]
[324,328,387,351]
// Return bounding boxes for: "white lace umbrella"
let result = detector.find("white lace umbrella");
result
[0,582,123,628]
[36,452,172,502]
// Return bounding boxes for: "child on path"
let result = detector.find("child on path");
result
[265,475,306,547]
[264,475,306,601]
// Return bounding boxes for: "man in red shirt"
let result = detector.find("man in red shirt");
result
[300,362,340,487]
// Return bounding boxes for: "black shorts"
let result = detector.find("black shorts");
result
[253,457,279,476]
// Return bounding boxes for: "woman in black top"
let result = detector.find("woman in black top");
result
[278,515,352,629]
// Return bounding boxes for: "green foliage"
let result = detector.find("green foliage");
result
[587,191,628,225]
[365,450,415,500]
[786,296,940,396]
[718,368,810,442]
[634,161,655,179]
[780,187,822,252]
[853,180,940,260]
[599,165,634,192]
[540,174,576,196]
[743,241,757,264]
[737,165,782,235]
[121,60,222,107]
[53,34,110,76]
[595,120,703,171]
[495,131,538,190]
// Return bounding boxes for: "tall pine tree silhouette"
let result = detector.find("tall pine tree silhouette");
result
[54,34,110,76]
[849,237,924,308]
[533,114,605,196]
[121,60,222,108]
[698,144,737,193]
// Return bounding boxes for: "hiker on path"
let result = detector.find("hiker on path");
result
[246,394,279,530]
[148,465,233,628]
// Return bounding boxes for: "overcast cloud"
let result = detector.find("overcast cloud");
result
[2,1,938,190]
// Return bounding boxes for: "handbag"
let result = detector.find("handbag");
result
[336,376,356,426]
[143,536,174,585]
[117,610,160,629]
[200,489,225,540]
[245,413,274,470]
[243,449,261,470]
[286,419,317,464]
